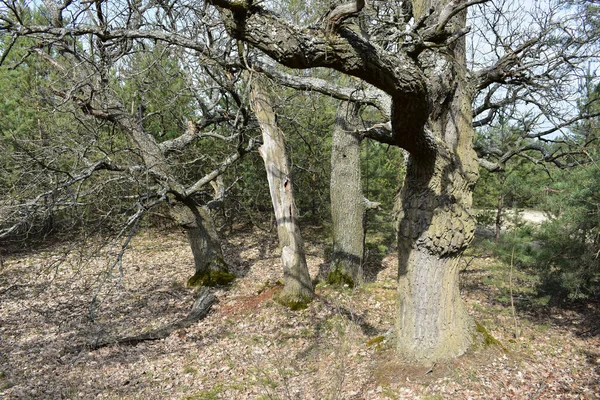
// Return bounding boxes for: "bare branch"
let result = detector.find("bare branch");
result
[437,0,489,32]
[252,60,391,116]
[185,137,257,196]
[325,0,365,27]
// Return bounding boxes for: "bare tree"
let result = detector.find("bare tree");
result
[205,0,599,361]
[0,0,257,287]
[2,0,598,361]
[249,76,314,308]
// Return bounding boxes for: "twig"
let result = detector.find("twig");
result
[425,362,436,374]
[509,246,519,338]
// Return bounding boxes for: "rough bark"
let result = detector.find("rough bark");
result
[328,102,365,287]
[171,202,233,287]
[393,1,478,361]
[394,148,477,360]
[250,78,314,309]
[209,0,430,147]
[210,0,480,360]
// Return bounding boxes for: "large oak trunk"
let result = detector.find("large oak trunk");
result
[250,79,314,308]
[329,102,365,286]
[395,148,477,360]
[210,0,483,360]
[393,1,479,361]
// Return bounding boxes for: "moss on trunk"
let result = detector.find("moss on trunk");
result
[186,263,235,287]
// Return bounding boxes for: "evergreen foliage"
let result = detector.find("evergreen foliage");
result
[478,82,600,301]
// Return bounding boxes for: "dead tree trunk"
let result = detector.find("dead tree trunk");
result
[250,78,314,309]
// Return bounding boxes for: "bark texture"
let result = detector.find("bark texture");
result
[393,1,479,361]
[210,0,480,360]
[329,102,365,287]
[250,79,314,309]
[172,203,233,287]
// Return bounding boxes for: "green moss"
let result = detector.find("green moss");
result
[273,290,313,310]
[182,365,198,375]
[326,267,355,288]
[187,268,235,287]
[366,335,385,347]
[0,371,13,391]
[183,384,223,400]
[475,322,506,351]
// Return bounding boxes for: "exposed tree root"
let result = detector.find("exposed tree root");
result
[84,288,216,351]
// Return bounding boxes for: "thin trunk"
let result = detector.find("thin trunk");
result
[393,2,478,361]
[172,202,233,287]
[121,117,232,287]
[329,102,365,287]
[250,78,314,309]
[495,194,503,242]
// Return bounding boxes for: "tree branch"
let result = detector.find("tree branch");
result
[252,60,391,116]
[325,0,365,27]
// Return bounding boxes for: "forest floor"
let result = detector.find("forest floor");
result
[0,223,599,399]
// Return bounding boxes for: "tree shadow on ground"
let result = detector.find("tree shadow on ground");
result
[460,233,600,342]
[0,229,278,398]
[516,298,600,340]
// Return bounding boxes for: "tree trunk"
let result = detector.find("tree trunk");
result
[171,202,233,287]
[395,153,476,360]
[119,118,233,288]
[393,2,479,361]
[495,194,503,242]
[328,102,365,287]
[209,0,482,360]
[250,78,314,309]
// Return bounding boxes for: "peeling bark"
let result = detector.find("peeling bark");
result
[250,78,314,308]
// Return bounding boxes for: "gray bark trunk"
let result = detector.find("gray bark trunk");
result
[395,152,476,360]
[393,2,478,361]
[172,202,233,287]
[328,102,365,287]
[118,115,232,287]
[250,78,314,309]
